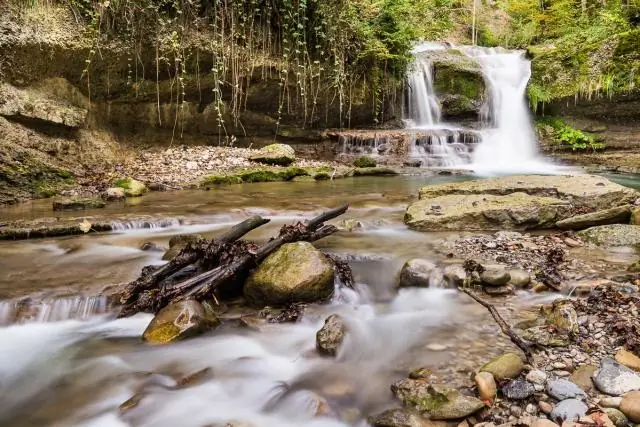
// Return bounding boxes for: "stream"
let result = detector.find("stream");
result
[0,173,639,427]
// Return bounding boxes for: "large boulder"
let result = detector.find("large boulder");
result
[142,300,221,344]
[577,224,640,248]
[398,259,443,288]
[405,175,638,232]
[556,205,632,230]
[249,143,296,166]
[244,242,335,306]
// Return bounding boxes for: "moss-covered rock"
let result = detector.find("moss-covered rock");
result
[577,224,640,248]
[115,178,148,197]
[249,143,296,166]
[352,167,398,177]
[52,198,106,211]
[244,242,335,307]
[353,156,377,168]
[480,353,524,380]
[142,300,221,344]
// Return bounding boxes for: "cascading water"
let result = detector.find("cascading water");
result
[404,52,442,127]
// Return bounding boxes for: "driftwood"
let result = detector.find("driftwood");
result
[459,287,535,363]
[117,205,349,317]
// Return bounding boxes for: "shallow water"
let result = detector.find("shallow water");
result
[0,173,638,426]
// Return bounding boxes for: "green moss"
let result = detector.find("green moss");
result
[314,172,331,181]
[114,178,132,189]
[239,167,308,182]
[200,175,243,186]
[353,167,398,177]
[433,65,484,100]
[353,156,377,168]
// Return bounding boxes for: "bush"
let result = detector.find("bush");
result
[353,156,378,168]
[537,118,605,152]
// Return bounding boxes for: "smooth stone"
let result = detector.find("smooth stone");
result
[569,364,597,393]
[599,397,623,408]
[316,314,346,357]
[620,391,640,422]
[615,348,640,372]
[481,353,524,380]
[398,258,443,288]
[443,264,466,288]
[594,358,640,396]
[102,187,126,201]
[509,269,531,288]
[480,267,511,287]
[603,408,629,427]
[502,380,535,400]
[539,401,554,415]
[550,398,588,422]
[547,379,586,401]
[367,408,430,427]
[142,300,221,344]
[248,143,296,166]
[526,369,548,385]
[475,371,497,402]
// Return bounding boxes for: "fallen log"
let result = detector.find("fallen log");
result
[118,205,349,317]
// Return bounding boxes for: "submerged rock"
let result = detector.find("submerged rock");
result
[593,358,640,396]
[391,379,484,420]
[577,224,640,248]
[249,143,295,166]
[316,314,346,357]
[480,353,524,380]
[483,285,514,296]
[480,266,511,286]
[142,300,221,344]
[509,269,531,288]
[550,398,588,422]
[52,198,106,211]
[244,242,335,307]
[398,259,443,288]
[556,205,632,230]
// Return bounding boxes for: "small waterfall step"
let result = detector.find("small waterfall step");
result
[0,293,116,325]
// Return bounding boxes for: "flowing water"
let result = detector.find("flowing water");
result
[1,175,603,427]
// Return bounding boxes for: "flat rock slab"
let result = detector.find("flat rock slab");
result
[577,225,640,248]
[556,205,632,230]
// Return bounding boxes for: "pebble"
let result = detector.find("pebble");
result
[556,371,571,377]
[475,371,498,402]
[599,397,623,408]
[547,379,587,401]
[593,358,640,396]
[553,362,568,369]
[510,405,523,417]
[525,404,537,415]
[502,380,535,400]
[526,369,548,385]
[539,401,554,415]
[550,398,588,422]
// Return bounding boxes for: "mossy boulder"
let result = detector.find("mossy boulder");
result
[431,57,485,118]
[391,378,484,420]
[480,353,524,380]
[52,198,106,211]
[244,242,335,307]
[115,178,148,197]
[353,156,377,168]
[249,143,296,166]
[577,224,640,248]
[142,300,221,344]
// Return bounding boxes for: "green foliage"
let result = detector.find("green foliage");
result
[353,156,377,168]
[537,118,605,151]
[526,82,551,112]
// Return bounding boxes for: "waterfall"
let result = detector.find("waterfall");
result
[405,56,441,127]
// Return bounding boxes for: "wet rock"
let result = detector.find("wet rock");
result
[409,367,439,381]
[502,380,534,400]
[142,300,221,344]
[249,143,295,166]
[391,379,484,420]
[115,178,148,197]
[620,391,640,422]
[244,242,335,307]
[475,371,497,402]
[484,285,514,296]
[398,259,443,288]
[52,198,106,211]
[603,408,628,427]
[550,398,588,422]
[480,267,511,287]
[336,219,364,232]
[546,379,586,401]
[480,353,524,380]
[526,369,548,385]
[316,314,346,357]
[542,299,579,335]
[569,364,597,393]
[353,156,377,168]
[148,182,168,192]
[509,269,531,288]
[577,224,640,248]
[140,242,165,252]
[593,358,640,396]
[367,408,429,427]
[556,205,632,230]
[163,234,203,261]
[615,348,640,371]
[102,187,126,201]
[443,264,466,288]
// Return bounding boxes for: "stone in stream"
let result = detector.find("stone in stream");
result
[577,224,640,248]
[501,380,534,400]
[509,269,531,288]
[615,348,640,371]
[142,300,221,344]
[398,259,443,288]
[474,371,497,402]
[480,353,524,380]
[480,266,510,287]
[483,285,514,296]
[249,143,295,166]
[102,187,126,201]
[619,391,640,423]
[593,358,640,396]
[549,398,588,422]
[244,242,335,307]
[316,314,346,357]
[52,198,106,211]
[443,264,466,288]
[546,379,586,401]
[367,408,429,427]
[390,378,484,420]
[555,205,632,230]
[162,234,203,261]
[115,178,148,197]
